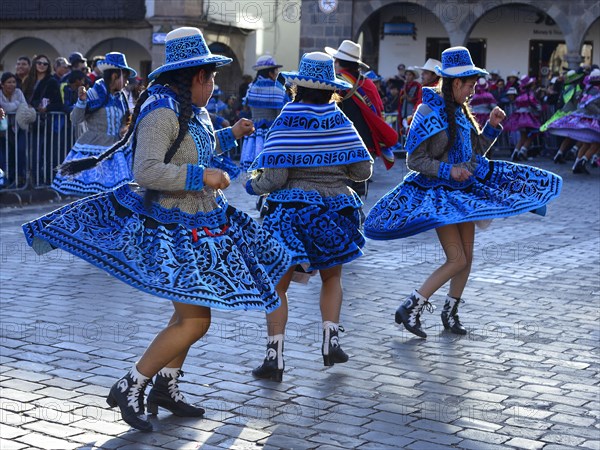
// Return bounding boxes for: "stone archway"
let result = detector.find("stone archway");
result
[0,38,59,73]
[354,1,448,79]
[87,38,152,80]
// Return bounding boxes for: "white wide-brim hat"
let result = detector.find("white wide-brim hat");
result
[324,40,369,69]
[405,66,421,77]
[148,27,232,80]
[280,52,352,90]
[435,46,488,78]
[416,58,441,73]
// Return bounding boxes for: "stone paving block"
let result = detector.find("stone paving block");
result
[405,429,463,446]
[406,440,462,450]
[543,446,582,450]
[70,418,131,436]
[504,437,547,449]
[496,424,546,440]
[541,432,586,447]
[70,432,138,448]
[457,438,514,450]
[581,441,600,450]
[0,424,28,439]
[15,432,81,449]
[23,419,85,438]
[0,438,28,449]
[457,428,511,445]
[354,431,414,449]
[548,412,596,427]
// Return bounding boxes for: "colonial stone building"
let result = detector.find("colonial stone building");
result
[301,0,600,79]
[0,0,301,95]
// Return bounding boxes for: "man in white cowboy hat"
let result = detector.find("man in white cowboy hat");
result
[324,39,398,172]
[416,58,441,88]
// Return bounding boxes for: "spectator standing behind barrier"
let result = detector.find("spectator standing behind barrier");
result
[61,70,86,113]
[398,66,422,133]
[15,56,31,89]
[51,52,134,196]
[88,56,104,84]
[364,47,562,339]
[416,58,441,90]
[0,72,28,186]
[22,55,63,113]
[21,54,64,184]
[53,57,70,83]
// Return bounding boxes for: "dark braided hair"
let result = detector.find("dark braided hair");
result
[143,64,216,208]
[292,85,340,104]
[86,69,125,114]
[438,75,480,153]
[254,68,277,82]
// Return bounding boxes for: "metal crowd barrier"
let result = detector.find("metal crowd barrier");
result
[1,112,86,200]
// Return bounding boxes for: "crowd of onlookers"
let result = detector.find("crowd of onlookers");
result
[1,50,598,190]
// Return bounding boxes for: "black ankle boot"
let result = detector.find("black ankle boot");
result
[252,338,284,382]
[146,369,204,417]
[573,159,590,174]
[106,369,153,432]
[322,324,348,366]
[553,152,565,164]
[395,290,435,338]
[510,148,522,162]
[441,295,467,335]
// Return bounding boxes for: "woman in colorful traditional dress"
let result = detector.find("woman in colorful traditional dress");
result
[364,47,562,339]
[51,52,134,195]
[469,77,497,129]
[239,55,288,170]
[503,75,542,161]
[22,27,292,432]
[245,52,373,381]
[546,68,600,174]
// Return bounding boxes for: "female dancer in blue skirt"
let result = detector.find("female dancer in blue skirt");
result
[51,52,135,195]
[23,27,292,431]
[364,47,562,338]
[245,52,373,381]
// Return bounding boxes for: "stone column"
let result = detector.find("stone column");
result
[564,51,582,69]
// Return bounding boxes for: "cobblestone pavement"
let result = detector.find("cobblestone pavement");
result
[1,155,599,450]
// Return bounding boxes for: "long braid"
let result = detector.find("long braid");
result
[439,76,480,152]
[440,78,457,153]
[60,83,153,175]
[143,70,195,208]
[462,103,480,133]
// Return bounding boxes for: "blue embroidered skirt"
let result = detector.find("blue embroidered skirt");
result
[22,185,292,312]
[364,156,562,240]
[51,142,133,196]
[262,189,365,271]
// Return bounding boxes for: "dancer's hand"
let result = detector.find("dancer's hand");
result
[232,118,255,139]
[78,86,87,101]
[203,168,230,190]
[489,107,506,128]
[450,166,472,182]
